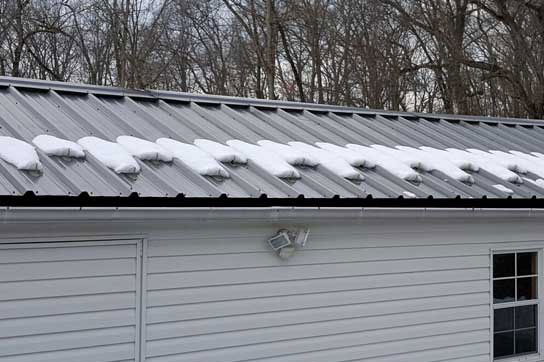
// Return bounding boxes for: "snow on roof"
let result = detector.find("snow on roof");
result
[117,136,173,162]
[78,137,141,174]
[0,136,43,171]
[194,139,247,164]
[227,140,300,179]
[402,191,417,199]
[419,147,479,172]
[493,184,514,194]
[32,135,85,158]
[440,148,522,183]
[525,177,544,189]
[346,144,421,181]
[257,140,318,166]
[507,151,544,178]
[316,143,376,168]
[289,142,364,180]
[397,146,474,183]
[157,138,229,178]
[456,149,523,183]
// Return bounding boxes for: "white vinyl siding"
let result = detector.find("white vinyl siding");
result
[141,222,537,362]
[0,241,141,362]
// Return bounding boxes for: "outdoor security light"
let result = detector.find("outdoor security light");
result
[268,229,292,251]
[268,228,310,259]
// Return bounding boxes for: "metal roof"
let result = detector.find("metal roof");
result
[0,76,544,207]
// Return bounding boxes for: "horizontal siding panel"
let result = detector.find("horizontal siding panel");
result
[0,309,136,338]
[0,258,136,282]
[0,343,135,362]
[147,244,489,273]
[147,256,488,289]
[148,223,544,253]
[0,275,136,301]
[146,321,489,362]
[0,326,135,357]
[238,336,488,362]
[147,280,489,322]
[147,293,489,338]
[0,244,136,264]
[146,305,489,353]
[147,268,488,306]
[0,292,136,320]
[438,355,490,362]
[312,344,489,362]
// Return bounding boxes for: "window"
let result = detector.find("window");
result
[493,251,540,360]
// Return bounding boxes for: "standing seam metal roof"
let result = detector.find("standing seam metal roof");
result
[0,76,544,204]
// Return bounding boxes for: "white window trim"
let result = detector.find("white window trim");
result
[491,248,543,362]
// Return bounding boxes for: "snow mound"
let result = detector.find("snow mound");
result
[508,151,544,178]
[78,136,140,174]
[194,139,247,164]
[33,134,85,158]
[227,140,300,178]
[157,138,229,178]
[316,143,376,168]
[289,142,363,180]
[402,191,417,199]
[0,136,43,171]
[117,136,173,162]
[493,184,514,194]
[419,147,479,172]
[258,140,318,166]
[524,177,544,188]
[346,144,421,181]
[444,148,522,183]
[396,146,474,183]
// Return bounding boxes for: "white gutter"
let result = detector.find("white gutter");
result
[1,206,544,223]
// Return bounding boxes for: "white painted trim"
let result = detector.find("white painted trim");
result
[1,207,544,223]
[490,248,544,362]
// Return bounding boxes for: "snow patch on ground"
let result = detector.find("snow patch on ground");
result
[258,140,318,166]
[157,138,229,177]
[78,136,140,174]
[227,140,300,178]
[33,134,85,158]
[289,142,364,180]
[194,139,247,164]
[0,136,43,171]
[117,136,173,162]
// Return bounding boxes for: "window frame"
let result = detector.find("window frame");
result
[491,248,543,362]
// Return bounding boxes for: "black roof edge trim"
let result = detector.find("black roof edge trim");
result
[0,195,543,209]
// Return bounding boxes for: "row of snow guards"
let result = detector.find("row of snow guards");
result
[0,76,543,208]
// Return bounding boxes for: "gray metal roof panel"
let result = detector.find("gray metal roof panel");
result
[0,76,543,201]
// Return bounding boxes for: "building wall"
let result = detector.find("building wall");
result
[2,209,544,362]
[140,213,544,362]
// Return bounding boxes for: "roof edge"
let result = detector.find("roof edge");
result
[2,206,544,224]
[0,76,541,126]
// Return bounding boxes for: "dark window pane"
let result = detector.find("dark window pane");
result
[494,254,515,278]
[494,279,515,303]
[516,305,538,329]
[517,277,538,301]
[517,252,538,276]
[494,331,514,358]
[495,308,515,332]
[515,328,537,355]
